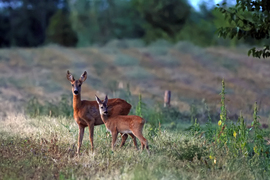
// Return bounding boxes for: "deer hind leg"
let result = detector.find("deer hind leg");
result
[129,133,138,149]
[132,130,149,154]
[141,142,145,150]
[77,125,85,154]
[111,132,118,151]
[120,133,128,148]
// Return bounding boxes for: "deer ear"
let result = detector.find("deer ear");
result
[104,95,108,105]
[95,95,102,104]
[66,70,75,82]
[80,71,87,82]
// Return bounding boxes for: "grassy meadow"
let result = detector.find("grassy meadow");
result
[1,40,270,179]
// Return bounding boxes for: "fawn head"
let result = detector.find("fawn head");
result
[66,70,87,96]
[95,95,108,115]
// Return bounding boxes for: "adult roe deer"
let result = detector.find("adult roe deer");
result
[95,95,149,154]
[66,70,138,153]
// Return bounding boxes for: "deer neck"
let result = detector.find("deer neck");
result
[100,113,109,124]
[73,94,82,111]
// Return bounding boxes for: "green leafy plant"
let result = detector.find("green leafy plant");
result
[205,103,215,141]
[215,1,270,58]
[190,118,201,135]
[251,102,267,156]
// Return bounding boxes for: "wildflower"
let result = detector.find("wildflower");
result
[218,120,222,126]
[214,159,216,164]
[254,146,258,153]
[209,155,213,159]
[233,131,237,138]
[220,114,223,120]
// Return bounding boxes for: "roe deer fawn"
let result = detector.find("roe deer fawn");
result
[95,95,149,153]
[66,70,138,153]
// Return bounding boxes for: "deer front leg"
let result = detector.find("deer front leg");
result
[77,125,85,154]
[88,123,95,152]
[111,132,118,151]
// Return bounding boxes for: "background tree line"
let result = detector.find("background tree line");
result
[0,0,265,48]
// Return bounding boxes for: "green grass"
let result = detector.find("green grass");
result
[0,112,268,180]
[2,81,267,180]
[1,42,270,179]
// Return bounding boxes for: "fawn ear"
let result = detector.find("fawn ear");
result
[79,71,87,82]
[104,95,108,105]
[66,70,75,82]
[95,95,102,104]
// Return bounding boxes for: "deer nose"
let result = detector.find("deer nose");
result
[74,90,78,95]
[104,111,108,114]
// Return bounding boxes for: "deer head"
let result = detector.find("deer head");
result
[95,95,108,115]
[66,70,87,96]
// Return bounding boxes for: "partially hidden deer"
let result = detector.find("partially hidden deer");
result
[95,95,149,154]
[66,70,138,153]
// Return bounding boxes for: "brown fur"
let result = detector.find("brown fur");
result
[96,95,149,154]
[66,70,137,153]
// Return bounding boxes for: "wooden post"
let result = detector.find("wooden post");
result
[164,90,171,107]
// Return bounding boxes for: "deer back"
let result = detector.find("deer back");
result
[75,98,132,125]
[105,115,145,133]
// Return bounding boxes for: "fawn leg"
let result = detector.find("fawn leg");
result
[132,131,149,154]
[120,133,128,147]
[141,142,145,150]
[129,133,138,149]
[111,132,118,151]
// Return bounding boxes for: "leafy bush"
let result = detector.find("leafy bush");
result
[104,39,145,49]
[46,10,78,47]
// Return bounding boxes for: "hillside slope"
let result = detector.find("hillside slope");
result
[0,40,269,123]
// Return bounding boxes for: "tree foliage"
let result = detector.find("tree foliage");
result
[68,0,145,46]
[0,0,245,47]
[216,0,270,58]
[132,0,191,43]
[46,9,77,46]
[0,0,61,47]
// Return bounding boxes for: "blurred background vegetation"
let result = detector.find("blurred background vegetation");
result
[0,0,267,48]
[1,1,270,178]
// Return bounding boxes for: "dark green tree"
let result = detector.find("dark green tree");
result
[46,9,78,46]
[0,8,10,47]
[132,0,191,42]
[216,0,270,58]
[69,0,145,46]
[0,0,63,47]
